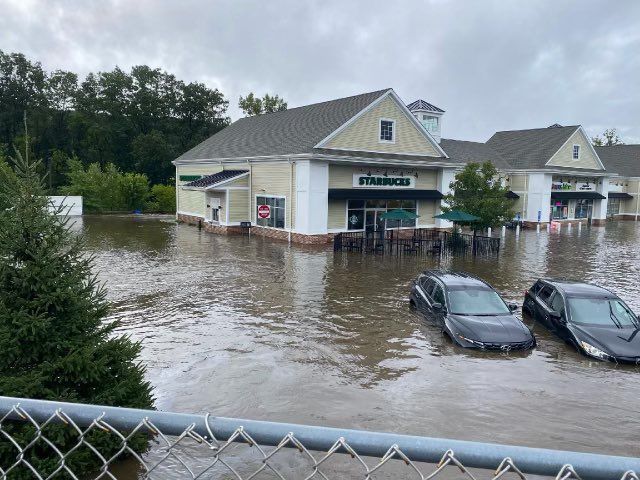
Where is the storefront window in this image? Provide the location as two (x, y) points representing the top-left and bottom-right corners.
(607, 198), (620, 217)
(347, 200), (365, 230)
(550, 200), (568, 220)
(575, 199), (593, 219)
(347, 199), (417, 230)
(256, 196), (285, 228)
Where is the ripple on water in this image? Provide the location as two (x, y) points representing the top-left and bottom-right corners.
(82, 216), (640, 459)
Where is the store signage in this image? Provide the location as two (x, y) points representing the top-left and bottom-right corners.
(179, 175), (202, 182)
(352, 174), (415, 188)
(551, 181), (572, 191)
(551, 180), (595, 191)
(257, 205), (271, 219)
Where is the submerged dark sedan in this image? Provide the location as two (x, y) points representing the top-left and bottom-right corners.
(523, 279), (640, 363)
(410, 270), (535, 350)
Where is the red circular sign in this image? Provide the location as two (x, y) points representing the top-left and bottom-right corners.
(257, 204), (271, 219)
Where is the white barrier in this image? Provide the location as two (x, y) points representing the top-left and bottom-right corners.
(48, 196), (83, 216)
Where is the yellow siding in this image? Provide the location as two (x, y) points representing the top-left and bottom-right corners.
(327, 200), (346, 230)
(250, 162), (296, 228)
(224, 175), (249, 187)
(178, 189), (205, 216)
(547, 130), (602, 169)
(228, 189), (250, 222)
(417, 201), (437, 226)
(328, 165), (437, 189)
(323, 95), (440, 156)
(508, 174), (527, 191)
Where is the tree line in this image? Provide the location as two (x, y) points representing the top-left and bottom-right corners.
(0, 50), (230, 191)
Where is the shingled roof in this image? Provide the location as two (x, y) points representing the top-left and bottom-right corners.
(440, 139), (512, 170)
(176, 89), (391, 161)
(486, 126), (580, 169)
(185, 170), (248, 188)
(406, 99), (445, 113)
(595, 145), (640, 177)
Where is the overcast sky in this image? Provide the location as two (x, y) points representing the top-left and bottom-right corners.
(2, 0), (639, 143)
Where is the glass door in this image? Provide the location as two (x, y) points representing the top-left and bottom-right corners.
(365, 209), (387, 232)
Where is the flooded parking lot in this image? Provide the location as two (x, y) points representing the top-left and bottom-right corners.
(81, 216), (640, 463)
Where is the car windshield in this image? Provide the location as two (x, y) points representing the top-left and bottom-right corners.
(568, 297), (639, 327)
(448, 288), (510, 315)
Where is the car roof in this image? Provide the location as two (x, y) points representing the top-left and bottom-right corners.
(541, 278), (615, 297)
(423, 270), (491, 289)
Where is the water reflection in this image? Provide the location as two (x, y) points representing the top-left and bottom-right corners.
(81, 216), (640, 462)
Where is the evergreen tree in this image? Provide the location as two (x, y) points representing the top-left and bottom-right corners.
(0, 151), (154, 477)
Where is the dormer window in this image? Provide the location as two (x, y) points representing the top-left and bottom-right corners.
(379, 119), (395, 143)
(573, 145), (580, 160)
(421, 115), (438, 132)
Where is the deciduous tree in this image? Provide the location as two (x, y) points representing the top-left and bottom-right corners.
(443, 162), (515, 230)
(592, 128), (624, 146)
(238, 92), (287, 116)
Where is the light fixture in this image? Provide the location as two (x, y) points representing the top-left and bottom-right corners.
(367, 170), (371, 176)
(383, 169), (388, 177)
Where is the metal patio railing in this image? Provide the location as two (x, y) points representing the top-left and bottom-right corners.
(1, 396), (639, 479)
(333, 228), (500, 256)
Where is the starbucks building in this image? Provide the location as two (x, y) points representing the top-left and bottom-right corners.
(174, 89), (464, 243)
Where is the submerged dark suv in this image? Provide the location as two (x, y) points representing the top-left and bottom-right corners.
(524, 279), (640, 363)
(410, 270), (535, 350)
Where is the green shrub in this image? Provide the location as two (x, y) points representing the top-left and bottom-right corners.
(149, 184), (176, 213)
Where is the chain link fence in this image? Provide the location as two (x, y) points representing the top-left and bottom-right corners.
(1, 396), (638, 480)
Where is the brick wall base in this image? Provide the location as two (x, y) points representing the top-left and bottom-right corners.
(177, 213), (334, 244)
(616, 214), (640, 221)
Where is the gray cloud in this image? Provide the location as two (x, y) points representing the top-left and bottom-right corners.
(2, 0), (639, 142)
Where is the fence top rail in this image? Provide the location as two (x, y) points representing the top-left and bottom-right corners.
(0, 396), (637, 480)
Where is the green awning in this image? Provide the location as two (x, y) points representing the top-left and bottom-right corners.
(433, 210), (480, 222)
(379, 209), (420, 220)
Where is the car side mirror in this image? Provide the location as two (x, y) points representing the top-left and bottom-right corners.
(550, 311), (566, 324)
(432, 302), (444, 312)
(508, 303), (519, 312)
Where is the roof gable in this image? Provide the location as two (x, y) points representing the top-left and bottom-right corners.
(546, 127), (604, 170)
(175, 89), (390, 161)
(317, 91), (445, 157)
(486, 125), (581, 170)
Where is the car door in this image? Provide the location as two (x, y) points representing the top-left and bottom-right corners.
(414, 277), (435, 313)
(548, 291), (570, 340)
(430, 283), (447, 327)
(534, 284), (555, 327)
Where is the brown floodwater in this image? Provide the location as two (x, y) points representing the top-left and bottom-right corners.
(78, 216), (640, 477)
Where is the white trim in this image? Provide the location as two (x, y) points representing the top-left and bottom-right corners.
(314, 153), (461, 168)
(177, 210), (205, 218)
(173, 153), (312, 165)
(579, 126), (607, 170)
(378, 118), (396, 144)
(572, 144), (581, 161)
(254, 193), (288, 229)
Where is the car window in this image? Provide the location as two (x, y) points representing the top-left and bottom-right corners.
(421, 278), (435, 295)
(432, 285), (446, 306)
(531, 281), (544, 294)
(550, 292), (565, 314)
(568, 298), (638, 327)
(538, 286), (554, 304)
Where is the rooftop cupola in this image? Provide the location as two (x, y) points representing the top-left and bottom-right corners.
(407, 99), (445, 143)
